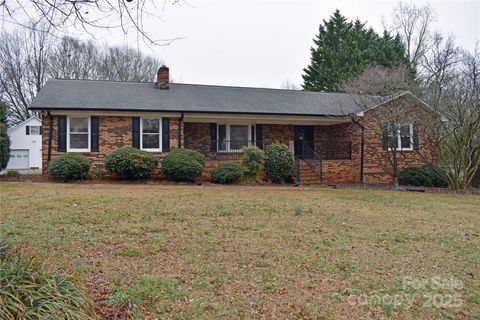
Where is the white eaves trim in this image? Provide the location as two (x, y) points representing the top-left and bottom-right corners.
(356, 91), (434, 117)
(7, 116), (42, 134)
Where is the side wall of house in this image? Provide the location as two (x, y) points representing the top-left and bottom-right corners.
(361, 98), (436, 184)
(41, 115), (180, 174)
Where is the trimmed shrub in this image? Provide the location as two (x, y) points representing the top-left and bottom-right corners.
(264, 143), (294, 183)
(105, 147), (158, 180)
(6, 170), (20, 178)
(240, 146), (264, 179)
(162, 148), (205, 182)
(0, 239), (97, 320)
(399, 167), (447, 187)
(210, 163), (243, 184)
(47, 153), (92, 181)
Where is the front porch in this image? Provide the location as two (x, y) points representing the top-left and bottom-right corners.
(182, 120), (361, 184)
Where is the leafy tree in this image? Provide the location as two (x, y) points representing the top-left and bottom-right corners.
(302, 10), (411, 92)
(0, 101), (10, 171)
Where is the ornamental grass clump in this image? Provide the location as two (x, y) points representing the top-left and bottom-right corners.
(0, 239), (97, 320)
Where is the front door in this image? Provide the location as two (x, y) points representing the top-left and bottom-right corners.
(294, 126), (314, 159)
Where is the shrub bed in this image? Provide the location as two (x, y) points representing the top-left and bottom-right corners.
(399, 167), (447, 187)
(162, 148), (205, 182)
(105, 147), (158, 180)
(210, 163), (243, 184)
(47, 153), (92, 181)
(264, 143), (294, 183)
(0, 239), (97, 320)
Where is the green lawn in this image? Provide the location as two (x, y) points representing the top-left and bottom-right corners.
(1, 182), (479, 319)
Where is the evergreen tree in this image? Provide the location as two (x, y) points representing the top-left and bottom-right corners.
(0, 101), (10, 171)
(302, 10), (411, 92)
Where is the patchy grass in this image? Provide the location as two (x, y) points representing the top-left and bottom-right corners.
(1, 182), (479, 319)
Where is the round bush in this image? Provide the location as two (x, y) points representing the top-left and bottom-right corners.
(399, 167), (446, 187)
(264, 143), (294, 183)
(162, 148), (205, 182)
(47, 153), (92, 181)
(210, 163), (243, 184)
(6, 170), (21, 178)
(104, 147), (158, 180)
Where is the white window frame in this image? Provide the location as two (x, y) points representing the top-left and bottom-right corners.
(217, 122), (254, 152)
(388, 123), (414, 151)
(67, 116), (90, 152)
(140, 117), (162, 152)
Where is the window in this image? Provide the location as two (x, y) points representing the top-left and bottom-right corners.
(141, 118), (162, 151)
(30, 126), (41, 135)
(67, 117), (90, 151)
(26, 125), (41, 135)
(387, 123), (413, 150)
(217, 123), (253, 151)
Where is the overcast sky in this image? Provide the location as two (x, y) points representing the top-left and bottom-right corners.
(13, 0), (480, 88)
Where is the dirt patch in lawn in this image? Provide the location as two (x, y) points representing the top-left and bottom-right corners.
(1, 183), (479, 319)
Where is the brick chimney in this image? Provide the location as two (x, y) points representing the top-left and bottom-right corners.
(157, 65), (169, 90)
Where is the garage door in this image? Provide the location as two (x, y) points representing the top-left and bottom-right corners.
(7, 149), (29, 169)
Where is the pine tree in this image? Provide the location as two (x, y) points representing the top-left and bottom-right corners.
(302, 10), (411, 92)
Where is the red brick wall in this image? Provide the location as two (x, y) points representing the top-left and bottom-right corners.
(42, 115), (180, 174)
(361, 98), (436, 184)
(41, 106), (434, 185)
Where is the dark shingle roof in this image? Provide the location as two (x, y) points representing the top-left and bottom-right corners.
(30, 79), (365, 116)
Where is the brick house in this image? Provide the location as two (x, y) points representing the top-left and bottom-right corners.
(30, 66), (435, 184)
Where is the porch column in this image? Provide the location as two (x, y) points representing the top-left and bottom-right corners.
(178, 113), (185, 148)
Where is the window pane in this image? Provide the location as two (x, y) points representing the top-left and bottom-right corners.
(30, 126), (40, 135)
(218, 125), (227, 151)
(70, 117), (89, 133)
(142, 134), (159, 149)
(70, 134), (88, 149)
(388, 135), (398, 149)
(401, 136), (411, 149)
(230, 125), (249, 150)
(400, 125), (411, 136)
(142, 119), (159, 133)
(230, 125), (248, 141)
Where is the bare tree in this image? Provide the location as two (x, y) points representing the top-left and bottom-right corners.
(421, 34), (461, 107)
(421, 46), (480, 191)
(0, 26), (52, 124)
(0, 27), (163, 125)
(386, 1), (436, 68)
(281, 80), (300, 90)
(342, 65), (431, 186)
(1, 0), (183, 45)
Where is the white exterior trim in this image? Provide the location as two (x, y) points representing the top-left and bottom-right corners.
(67, 116), (91, 152)
(140, 117), (163, 152)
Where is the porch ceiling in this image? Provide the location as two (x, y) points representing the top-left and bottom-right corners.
(183, 113), (351, 125)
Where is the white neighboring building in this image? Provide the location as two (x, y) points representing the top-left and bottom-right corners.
(4, 116), (42, 174)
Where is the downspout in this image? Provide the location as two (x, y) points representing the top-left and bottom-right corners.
(178, 112), (184, 148)
(47, 112), (53, 163)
